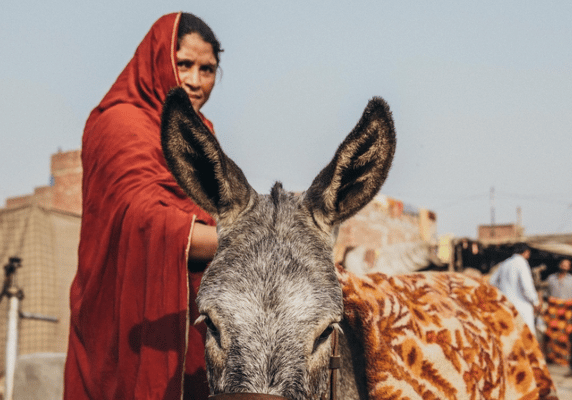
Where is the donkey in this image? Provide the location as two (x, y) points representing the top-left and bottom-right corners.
(161, 88), (556, 400)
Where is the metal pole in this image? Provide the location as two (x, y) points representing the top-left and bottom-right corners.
(2, 257), (23, 400)
(5, 291), (20, 400)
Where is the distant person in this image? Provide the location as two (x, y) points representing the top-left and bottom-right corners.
(64, 12), (222, 400)
(544, 259), (572, 369)
(547, 259), (572, 300)
(489, 243), (540, 332)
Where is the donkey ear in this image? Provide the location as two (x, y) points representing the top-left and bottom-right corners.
(161, 87), (255, 224)
(304, 97), (396, 231)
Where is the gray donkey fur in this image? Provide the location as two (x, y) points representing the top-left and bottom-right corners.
(161, 87), (396, 400)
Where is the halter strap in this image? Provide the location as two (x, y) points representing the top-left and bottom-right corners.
(323, 328), (340, 400)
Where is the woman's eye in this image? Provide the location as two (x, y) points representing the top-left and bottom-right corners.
(177, 61), (191, 70)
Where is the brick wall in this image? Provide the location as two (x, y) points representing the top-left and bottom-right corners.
(334, 195), (436, 265)
(478, 224), (524, 242)
(51, 150), (82, 215)
(4, 150), (82, 215)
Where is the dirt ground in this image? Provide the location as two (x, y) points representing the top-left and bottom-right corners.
(548, 363), (572, 399)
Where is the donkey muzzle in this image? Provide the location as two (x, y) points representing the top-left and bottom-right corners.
(208, 394), (290, 400)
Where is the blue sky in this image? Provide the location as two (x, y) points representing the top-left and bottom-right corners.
(1, 1), (571, 238)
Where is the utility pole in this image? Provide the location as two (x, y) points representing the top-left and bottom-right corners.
(516, 206), (523, 239)
(490, 187), (495, 238)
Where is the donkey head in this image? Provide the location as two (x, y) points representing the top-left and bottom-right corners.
(161, 88), (395, 400)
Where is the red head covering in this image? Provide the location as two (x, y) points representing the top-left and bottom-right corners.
(65, 12), (214, 400)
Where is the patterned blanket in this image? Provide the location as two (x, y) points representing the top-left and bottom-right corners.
(544, 296), (572, 367)
(337, 267), (558, 400)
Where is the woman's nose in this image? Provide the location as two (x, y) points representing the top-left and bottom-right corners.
(184, 68), (200, 88)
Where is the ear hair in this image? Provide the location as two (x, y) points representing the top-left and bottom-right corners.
(304, 97), (396, 231)
(161, 87), (255, 224)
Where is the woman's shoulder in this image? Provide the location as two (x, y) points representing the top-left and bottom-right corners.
(83, 103), (162, 156)
(102, 103), (158, 126)
(86, 104), (159, 137)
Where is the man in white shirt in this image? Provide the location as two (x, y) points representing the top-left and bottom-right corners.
(489, 243), (540, 332)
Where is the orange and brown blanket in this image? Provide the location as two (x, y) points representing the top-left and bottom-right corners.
(337, 267), (558, 400)
(544, 296), (572, 367)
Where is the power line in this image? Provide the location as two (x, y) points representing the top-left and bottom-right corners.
(438, 193), (489, 209)
(495, 191), (571, 206)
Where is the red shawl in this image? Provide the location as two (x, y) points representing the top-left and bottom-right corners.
(64, 12), (215, 400)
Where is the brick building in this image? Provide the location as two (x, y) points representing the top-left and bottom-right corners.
(334, 195), (440, 276)
(5, 150), (82, 215)
(478, 223), (524, 243)
(0, 149), (82, 378)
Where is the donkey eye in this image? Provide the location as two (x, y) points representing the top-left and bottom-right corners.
(313, 325), (334, 352)
(199, 315), (223, 348)
(319, 326), (334, 341)
(204, 316), (219, 335)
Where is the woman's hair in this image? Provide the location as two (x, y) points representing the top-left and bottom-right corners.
(178, 13), (223, 65)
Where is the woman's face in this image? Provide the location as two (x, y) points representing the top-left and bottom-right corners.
(176, 32), (217, 112)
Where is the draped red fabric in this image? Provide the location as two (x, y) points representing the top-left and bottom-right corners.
(64, 12), (215, 400)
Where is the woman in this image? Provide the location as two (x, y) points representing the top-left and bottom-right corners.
(64, 12), (221, 400)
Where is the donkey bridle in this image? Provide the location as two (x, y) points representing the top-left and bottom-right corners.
(207, 329), (341, 400)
